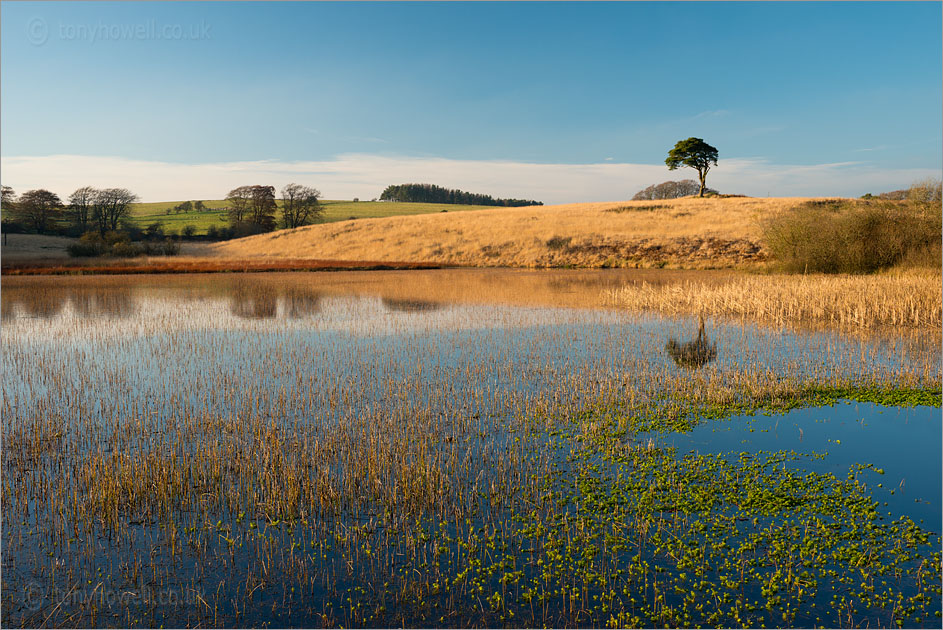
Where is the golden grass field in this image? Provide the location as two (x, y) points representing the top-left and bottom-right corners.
(208, 197), (830, 269)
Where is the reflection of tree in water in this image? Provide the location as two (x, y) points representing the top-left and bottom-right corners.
(230, 283), (278, 319)
(2, 285), (136, 320)
(2, 290), (65, 320)
(283, 288), (322, 319)
(229, 283), (322, 319)
(1, 294), (17, 321)
(666, 315), (717, 368)
(68, 286), (135, 318)
(381, 297), (441, 313)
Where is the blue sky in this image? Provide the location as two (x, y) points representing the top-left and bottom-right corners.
(2, 2), (941, 202)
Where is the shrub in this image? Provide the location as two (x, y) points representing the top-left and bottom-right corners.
(67, 229), (180, 258)
(762, 182), (941, 273)
(161, 238), (180, 255)
(67, 241), (103, 257)
(182, 225), (197, 238)
(68, 231), (106, 257)
(546, 236), (572, 251)
(144, 222), (165, 240)
(1, 218), (27, 234)
(605, 205), (660, 213)
(110, 240), (144, 257)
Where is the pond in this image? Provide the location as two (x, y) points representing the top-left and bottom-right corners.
(2, 270), (940, 628)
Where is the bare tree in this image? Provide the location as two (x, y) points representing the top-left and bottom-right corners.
(16, 189), (64, 234)
(92, 188), (139, 234)
(226, 185), (253, 224)
(280, 183), (323, 229)
(226, 185), (277, 233)
(68, 186), (98, 233)
(248, 185), (277, 230)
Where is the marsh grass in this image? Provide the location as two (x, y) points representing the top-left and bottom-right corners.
(608, 271), (942, 330)
(2, 272), (940, 628)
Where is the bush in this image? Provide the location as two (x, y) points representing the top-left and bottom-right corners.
(67, 241), (103, 257)
(144, 222), (165, 240)
(68, 231), (106, 257)
(762, 182), (941, 273)
(67, 229), (181, 258)
(182, 225), (197, 238)
(546, 236), (572, 251)
(110, 240), (144, 257)
(1, 218), (27, 234)
(161, 238), (180, 255)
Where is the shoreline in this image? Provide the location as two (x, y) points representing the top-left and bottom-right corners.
(0, 257), (446, 276)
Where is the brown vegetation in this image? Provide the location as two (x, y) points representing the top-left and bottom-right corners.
(207, 197), (819, 269)
(2, 256), (441, 276)
(762, 190), (941, 273)
(608, 270), (942, 330)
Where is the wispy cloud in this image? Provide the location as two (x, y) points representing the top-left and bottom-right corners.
(1, 153), (937, 203)
(691, 109), (730, 120)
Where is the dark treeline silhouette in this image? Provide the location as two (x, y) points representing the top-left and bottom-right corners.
(379, 183), (542, 207)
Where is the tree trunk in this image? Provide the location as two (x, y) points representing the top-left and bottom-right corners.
(698, 170), (707, 197)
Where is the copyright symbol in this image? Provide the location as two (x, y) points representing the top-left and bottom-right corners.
(27, 17), (48, 46)
(24, 581), (43, 612)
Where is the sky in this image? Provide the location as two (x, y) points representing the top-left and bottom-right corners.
(2, 1), (941, 203)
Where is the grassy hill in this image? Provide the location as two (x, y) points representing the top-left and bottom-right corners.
(205, 197), (825, 269)
(128, 199), (494, 235)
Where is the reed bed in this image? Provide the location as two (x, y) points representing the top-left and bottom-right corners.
(2, 272), (940, 628)
(607, 271), (943, 331)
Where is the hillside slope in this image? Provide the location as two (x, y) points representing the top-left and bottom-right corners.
(208, 197), (829, 269)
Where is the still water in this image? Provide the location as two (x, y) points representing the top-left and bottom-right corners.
(2, 270), (940, 628)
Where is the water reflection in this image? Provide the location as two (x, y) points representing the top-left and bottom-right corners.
(1, 285), (135, 319)
(69, 286), (134, 319)
(382, 297), (441, 312)
(230, 283), (278, 319)
(666, 315), (717, 368)
(229, 282), (322, 319)
(283, 287), (322, 319)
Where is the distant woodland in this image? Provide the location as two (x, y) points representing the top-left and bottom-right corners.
(379, 183), (542, 207)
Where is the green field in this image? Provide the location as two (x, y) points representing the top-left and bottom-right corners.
(129, 199), (494, 235)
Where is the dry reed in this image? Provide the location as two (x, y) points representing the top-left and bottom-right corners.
(607, 271), (942, 330)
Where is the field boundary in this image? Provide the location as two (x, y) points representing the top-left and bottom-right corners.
(1, 258), (445, 276)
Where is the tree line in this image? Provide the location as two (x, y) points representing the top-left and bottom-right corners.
(2, 185), (141, 236)
(379, 183), (542, 207)
(0, 183), (323, 237)
(224, 183), (322, 237)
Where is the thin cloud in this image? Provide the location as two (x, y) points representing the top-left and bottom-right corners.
(0, 153), (937, 203)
